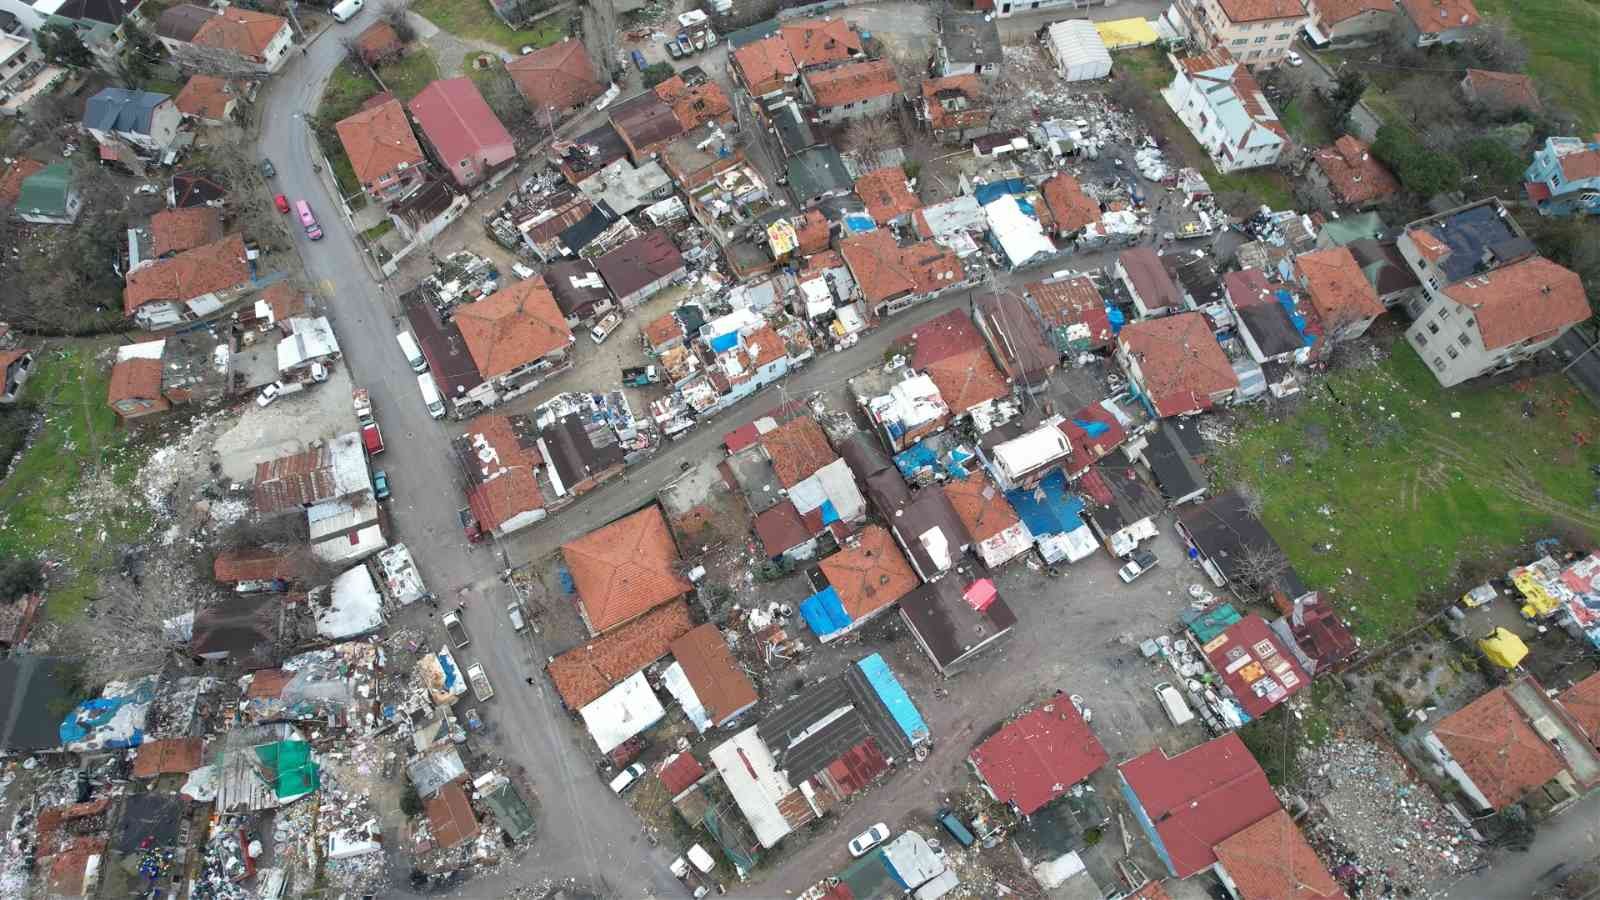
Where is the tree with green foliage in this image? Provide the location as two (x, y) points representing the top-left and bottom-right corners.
(0, 554), (43, 604)
(1457, 136), (1523, 186)
(1372, 125), (1462, 198)
(120, 23), (163, 86)
(641, 62), (675, 89)
(1328, 68), (1368, 124)
(36, 24), (93, 68)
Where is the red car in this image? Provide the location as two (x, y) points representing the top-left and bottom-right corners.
(273, 194), (289, 213)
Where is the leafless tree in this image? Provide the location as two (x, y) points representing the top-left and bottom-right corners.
(206, 143), (293, 250)
(382, 0), (418, 44)
(339, 35), (367, 70)
(169, 43), (262, 79)
(1233, 542), (1291, 602)
(1462, 21), (1528, 73)
(217, 512), (309, 550)
(60, 583), (196, 685)
(479, 67), (542, 145)
(845, 117), (900, 171)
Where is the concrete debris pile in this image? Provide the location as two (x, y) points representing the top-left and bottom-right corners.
(1298, 734), (1483, 899)
(318, 751), (387, 894)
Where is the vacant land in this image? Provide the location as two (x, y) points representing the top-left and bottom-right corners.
(412, 0), (566, 52)
(0, 345), (152, 621)
(1478, 0), (1600, 129)
(1215, 335), (1600, 641)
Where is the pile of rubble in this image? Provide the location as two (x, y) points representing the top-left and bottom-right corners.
(1297, 733), (1482, 899)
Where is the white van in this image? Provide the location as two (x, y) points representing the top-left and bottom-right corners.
(396, 330), (427, 373)
(1153, 682), (1195, 726)
(331, 0), (365, 23)
(417, 373), (446, 419)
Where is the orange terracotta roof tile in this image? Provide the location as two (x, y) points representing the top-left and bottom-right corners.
(124, 233), (249, 315)
(670, 623), (758, 726)
(642, 312), (683, 349)
(760, 416), (837, 488)
(796, 208), (830, 254)
(547, 599), (694, 707)
(1462, 68), (1541, 112)
(1216, 0), (1310, 20)
(1041, 172), (1100, 234)
(132, 737), (204, 778)
(0, 158), (44, 206)
(258, 282), (306, 321)
(150, 206), (223, 257)
(1559, 672), (1600, 751)
(452, 279), (573, 379)
(194, 8), (288, 58)
(1445, 256), (1588, 350)
(1397, 0), (1478, 33)
(213, 548), (297, 582)
(924, 347), (1008, 413)
(425, 781), (479, 849)
(1213, 808), (1344, 900)
(467, 467), (545, 533)
(942, 473), (1020, 544)
(1432, 683), (1568, 810)
(174, 74), (238, 120)
(819, 525), (918, 619)
(245, 668), (293, 699)
(107, 357), (164, 405)
(508, 39), (604, 110)
(921, 75), (991, 132)
(840, 230), (964, 305)
(1295, 247), (1385, 327)
(855, 166), (922, 225)
(334, 96), (424, 187)
(1312, 135), (1400, 205)
(563, 505), (693, 633)
(1118, 312), (1238, 417)
(665, 80), (732, 131)
(354, 21), (403, 60)
(1313, 0), (1394, 25)
(782, 18), (862, 68)
(804, 58), (898, 109)
(733, 36), (797, 90)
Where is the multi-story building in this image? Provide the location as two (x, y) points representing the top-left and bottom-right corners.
(1524, 135), (1600, 218)
(335, 95), (427, 204)
(1164, 0), (1312, 67)
(1163, 49), (1288, 172)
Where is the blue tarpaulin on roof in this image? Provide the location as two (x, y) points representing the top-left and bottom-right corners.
(973, 178), (1029, 206)
(1073, 418), (1109, 437)
(801, 586), (851, 638)
(1276, 290), (1316, 347)
(894, 443), (937, 479)
(857, 653), (930, 745)
(437, 651), (459, 691)
(1106, 304), (1126, 333)
(1006, 470), (1084, 537)
(709, 331), (739, 353)
(844, 214), (877, 234)
(946, 446), (974, 479)
(819, 499), (839, 525)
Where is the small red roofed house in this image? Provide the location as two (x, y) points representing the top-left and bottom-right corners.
(1212, 808), (1345, 900)
(409, 77), (516, 189)
(801, 59), (899, 125)
(335, 95), (426, 203)
(507, 38), (605, 112)
(562, 505), (693, 634)
(968, 693), (1109, 815)
(1117, 312), (1238, 417)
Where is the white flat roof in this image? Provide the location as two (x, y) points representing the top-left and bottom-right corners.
(708, 727), (794, 848)
(579, 670), (665, 754)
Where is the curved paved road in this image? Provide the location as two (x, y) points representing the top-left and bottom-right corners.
(256, 9), (683, 896)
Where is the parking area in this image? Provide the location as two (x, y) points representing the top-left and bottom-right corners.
(212, 361), (359, 482)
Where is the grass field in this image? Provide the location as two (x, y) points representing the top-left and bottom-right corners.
(1477, 0), (1600, 130)
(0, 345), (152, 622)
(1214, 335), (1600, 641)
(412, 0), (567, 53)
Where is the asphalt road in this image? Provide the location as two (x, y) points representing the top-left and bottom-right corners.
(255, 9), (685, 896)
(1432, 790), (1600, 899)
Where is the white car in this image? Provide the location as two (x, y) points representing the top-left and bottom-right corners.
(511, 262), (536, 280)
(1285, 50), (1304, 67)
(1117, 548), (1159, 584)
(608, 762), (646, 795)
(310, 361), (328, 383)
(331, 0), (364, 23)
(848, 823), (891, 857)
(256, 382), (282, 408)
(590, 312), (622, 345)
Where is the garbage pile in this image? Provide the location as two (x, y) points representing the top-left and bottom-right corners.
(1134, 145), (1171, 182)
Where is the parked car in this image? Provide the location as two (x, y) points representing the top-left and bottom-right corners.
(295, 200), (323, 241)
(631, 49), (648, 70)
(1117, 548), (1159, 583)
(255, 382), (281, 407)
(666, 39), (683, 59)
(274, 194), (290, 213)
(260, 158), (275, 178)
(1154, 681), (1195, 726)
(310, 361), (328, 383)
(609, 762), (647, 795)
(1285, 50), (1304, 67)
(331, 0), (364, 23)
(848, 823), (891, 857)
(507, 602), (526, 632)
(373, 469), (390, 501)
(590, 312), (622, 345)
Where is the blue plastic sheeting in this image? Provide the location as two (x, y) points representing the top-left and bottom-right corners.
(844, 214), (877, 233)
(557, 565), (575, 594)
(945, 447), (974, 479)
(801, 586), (851, 637)
(438, 650), (459, 691)
(857, 653), (930, 745)
(819, 499), (839, 525)
(1276, 290), (1316, 347)
(1073, 418), (1109, 437)
(894, 443), (937, 479)
(1006, 470), (1084, 537)
(1016, 197), (1037, 219)
(973, 178), (1030, 206)
(709, 331), (739, 353)
(1106, 304), (1125, 333)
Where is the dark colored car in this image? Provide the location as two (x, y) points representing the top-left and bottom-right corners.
(260, 158), (275, 178)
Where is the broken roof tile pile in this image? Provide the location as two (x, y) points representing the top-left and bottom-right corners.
(921, 75), (991, 132)
(969, 695), (1109, 814)
(562, 505), (693, 633)
(547, 599), (694, 709)
(855, 167), (922, 225)
(1041, 172), (1100, 233)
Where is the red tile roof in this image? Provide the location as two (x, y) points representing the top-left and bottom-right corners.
(467, 468), (545, 534)
(655, 77), (733, 131)
(840, 230), (964, 305)
(796, 209), (831, 254)
(1397, 0), (1479, 33)
(1059, 402), (1127, 475)
(755, 499), (814, 557)
(908, 308), (985, 369)
(1445, 256), (1588, 350)
(213, 548), (297, 583)
(1224, 268), (1276, 308)
(1213, 808), (1344, 900)
(335, 95), (424, 187)
(150, 206), (223, 257)
(1216, 0), (1312, 21)
(258, 282), (306, 321)
(1431, 682), (1570, 810)
(1559, 145), (1600, 181)
(1041, 172), (1100, 234)
(732, 36), (797, 91)
(969, 697), (1109, 814)
(804, 59), (899, 109)
(658, 752), (707, 797)
(132, 737), (204, 778)
(409, 77), (515, 173)
(670, 623), (758, 726)
(1559, 673), (1600, 751)
(123, 233), (249, 315)
(1312, 0), (1394, 25)
(781, 18), (862, 68)
(425, 781), (479, 849)
(1118, 733), (1281, 878)
(642, 312), (683, 349)
(1296, 247), (1385, 328)
(452, 278), (573, 379)
(193, 8), (287, 58)
(925, 347), (1009, 414)
(547, 599), (694, 708)
(1028, 275), (1113, 347)
(921, 75), (991, 133)
(0, 158), (44, 205)
(1312, 135), (1400, 205)
(107, 357), (164, 405)
(1120, 247), (1183, 310)
(1462, 68), (1541, 112)
(760, 415), (838, 488)
(563, 505), (693, 633)
(819, 525), (918, 619)
(174, 74), (237, 120)
(1200, 614), (1308, 719)
(942, 474), (1020, 544)
(855, 166), (922, 225)
(507, 38), (605, 110)
(1118, 312), (1238, 417)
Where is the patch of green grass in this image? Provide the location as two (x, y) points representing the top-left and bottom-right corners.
(1280, 98), (1332, 148)
(1477, 0), (1600, 130)
(361, 219), (394, 241)
(411, 0), (567, 53)
(1215, 336), (1600, 641)
(375, 49), (441, 101)
(1118, 46), (1171, 93)
(0, 346), (152, 623)
(463, 50), (502, 89)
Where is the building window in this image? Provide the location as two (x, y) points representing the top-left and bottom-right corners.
(1433, 357), (1445, 370)
(1446, 346), (1459, 359)
(1437, 306), (1449, 319)
(1254, 36), (1268, 43)
(1458, 333), (1470, 347)
(1232, 38), (1247, 45)
(1276, 32), (1291, 40)
(1428, 322), (1439, 335)
(1415, 332), (1428, 346)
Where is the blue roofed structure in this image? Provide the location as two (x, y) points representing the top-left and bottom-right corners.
(84, 87), (171, 136)
(1006, 470), (1084, 536)
(973, 178), (1030, 206)
(856, 653), (929, 746)
(800, 586), (852, 639)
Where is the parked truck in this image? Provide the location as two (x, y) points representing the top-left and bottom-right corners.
(353, 388), (384, 455)
(443, 611), (470, 648)
(467, 663), (494, 702)
(622, 365), (660, 386)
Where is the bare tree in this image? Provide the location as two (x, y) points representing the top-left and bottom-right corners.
(169, 43), (263, 79)
(479, 68), (542, 145)
(1233, 542), (1291, 602)
(60, 584), (195, 685)
(340, 35), (368, 70)
(206, 143), (293, 251)
(382, 0), (418, 44)
(845, 117), (899, 170)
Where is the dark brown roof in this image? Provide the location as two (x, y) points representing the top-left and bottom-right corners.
(594, 230), (684, 299)
(670, 623), (759, 727)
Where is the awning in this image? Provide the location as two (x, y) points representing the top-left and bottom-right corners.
(1302, 21), (1329, 46)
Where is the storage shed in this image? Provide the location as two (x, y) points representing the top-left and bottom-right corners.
(1045, 20), (1112, 82)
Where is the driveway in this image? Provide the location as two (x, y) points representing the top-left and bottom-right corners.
(255, 6), (685, 895)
